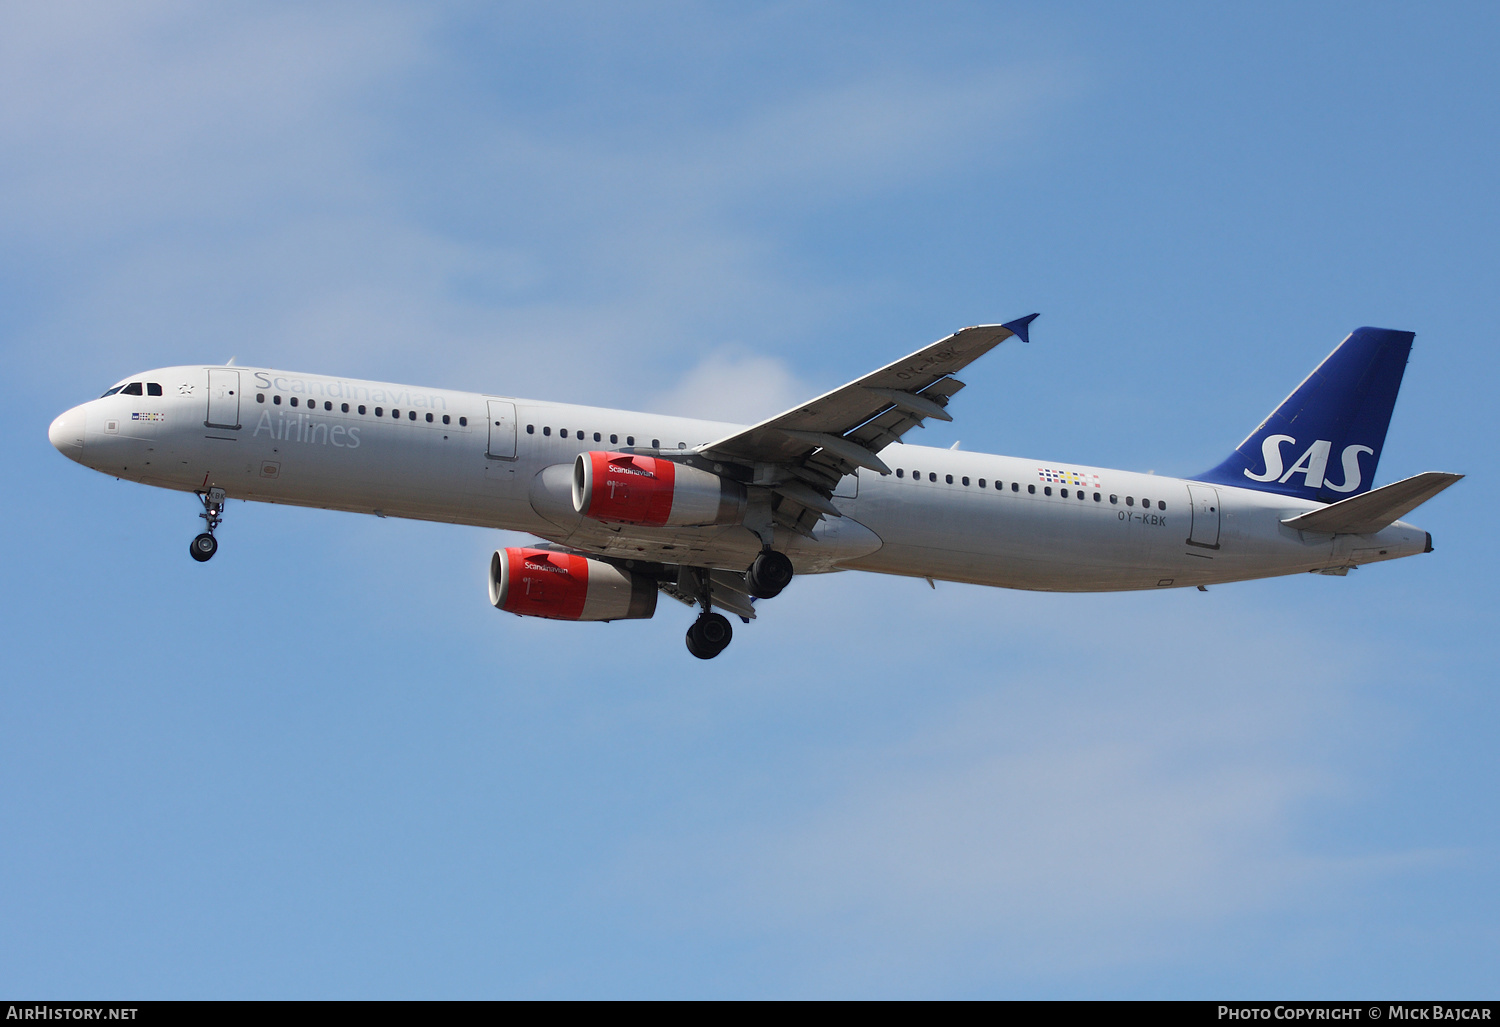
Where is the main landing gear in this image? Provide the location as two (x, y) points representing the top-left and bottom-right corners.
(686, 611), (733, 660)
(746, 549), (793, 599)
(684, 566), (736, 660)
(682, 551), (796, 660)
(190, 488), (226, 563)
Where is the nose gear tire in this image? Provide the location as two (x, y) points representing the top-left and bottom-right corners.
(190, 533), (218, 562)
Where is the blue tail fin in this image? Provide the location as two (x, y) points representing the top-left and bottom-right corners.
(1197, 327), (1414, 501)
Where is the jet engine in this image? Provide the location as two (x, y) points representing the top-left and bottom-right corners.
(572, 452), (746, 527)
(489, 547), (658, 621)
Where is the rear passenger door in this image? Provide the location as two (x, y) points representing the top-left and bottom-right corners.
(1186, 483), (1221, 549)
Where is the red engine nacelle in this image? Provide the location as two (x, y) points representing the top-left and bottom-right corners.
(489, 547), (658, 621)
(572, 451), (746, 527)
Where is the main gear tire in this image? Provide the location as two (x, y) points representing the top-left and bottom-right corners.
(746, 550), (794, 599)
(686, 612), (733, 659)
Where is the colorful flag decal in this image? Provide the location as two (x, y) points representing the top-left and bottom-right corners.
(1037, 467), (1100, 488)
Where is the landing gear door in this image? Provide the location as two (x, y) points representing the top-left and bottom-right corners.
(205, 369), (241, 429)
(1186, 483), (1221, 549)
(487, 400), (517, 460)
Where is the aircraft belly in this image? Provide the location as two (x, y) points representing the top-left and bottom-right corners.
(848, 484), (1183, 590)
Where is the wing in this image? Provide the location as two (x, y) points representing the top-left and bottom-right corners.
(692, 314), (1037, 536)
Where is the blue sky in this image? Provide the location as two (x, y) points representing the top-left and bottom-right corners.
(2, 1), (1496, 998)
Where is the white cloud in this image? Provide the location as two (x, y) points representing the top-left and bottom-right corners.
(2, 4), (1071, 403)
(596, 581), (1442, 991)
(647, 350), (810, 424)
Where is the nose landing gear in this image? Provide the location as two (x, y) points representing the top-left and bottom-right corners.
(190, 488), (226, 563)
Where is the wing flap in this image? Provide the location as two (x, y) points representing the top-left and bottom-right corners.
(1280, 471), (1463, 534)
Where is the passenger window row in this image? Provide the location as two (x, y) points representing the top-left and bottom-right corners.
(525, 426), (688, 451)
(254, 392), (466, 425)
(888, 468), (1166, 511)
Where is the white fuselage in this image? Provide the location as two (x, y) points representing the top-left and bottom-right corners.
(49, 365), (1432, 590)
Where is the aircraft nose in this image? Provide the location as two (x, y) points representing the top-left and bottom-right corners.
(49, 405), (85, 456)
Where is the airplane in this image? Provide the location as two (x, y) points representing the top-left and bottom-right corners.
(47, 315), (1461, 659)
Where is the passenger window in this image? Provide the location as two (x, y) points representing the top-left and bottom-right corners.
(147, 383), (162, 396)
(443, 415), (450, 424)
(928, 473), (937, 482)
(459, 417), (467, 426)
(425, 412), (433, 422)
(896, 469), (904, 478)
(1110, 494), (1117, 504)
(561, 429), (569, 438)
(594, 432), (601, 442)
(1142, 497), (1150, 508)
(256, 393), (265, 403)
(1061, 488), (1068, 498)
(1126, 496), (1134, 506)
(291, 397), (299, 407)
(978, 478), (985, 488)
(342, 403), (350, 413)
(409, 410), (416, 420)
(526, 424), (534, 434)
(1078, 491), (1086, 500)
(610, 434), (618, 444)
(358, 405), (367, 415)
(1045, 487), (1052, 496)
(393, 408), (401, 418)
(1010, 482), (1017, 492)
(946, 474), (954, 484)
(121, 383), (143, 396)
(1028, 484), (1036, 494)
(627, 436), (635, 446)
(274, 395), (282, 405)
(1094, 492), (1101, 502)
(325, 402), (333, 411)
(1158, 501), (1166, 511)
(652, 439), (660, 448)
(543, 427), (551, 436)
(679, 442), (687, 449)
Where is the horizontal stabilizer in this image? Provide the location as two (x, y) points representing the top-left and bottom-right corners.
(1281, 472), (1462, 535)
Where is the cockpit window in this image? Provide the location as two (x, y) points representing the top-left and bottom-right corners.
(120, 383), (143, 396)
(100, 386), (124, 397)
(147, 383), (162, 396)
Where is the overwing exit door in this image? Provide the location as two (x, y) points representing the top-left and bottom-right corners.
(487, 400), (517, 459)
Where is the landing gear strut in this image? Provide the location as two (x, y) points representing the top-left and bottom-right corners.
(190, 488), (225, 563)
(683, 567), (733, 660)
(746, 549), (793, 599)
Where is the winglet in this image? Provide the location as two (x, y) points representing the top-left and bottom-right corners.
(1002, 313), (1039, 344)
